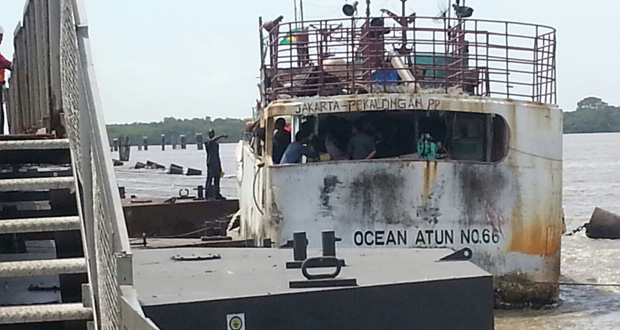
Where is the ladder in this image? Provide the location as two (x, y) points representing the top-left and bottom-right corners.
(0, 137), (93, 329)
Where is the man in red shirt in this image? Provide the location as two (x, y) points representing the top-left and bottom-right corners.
(0, 25), (13, 134)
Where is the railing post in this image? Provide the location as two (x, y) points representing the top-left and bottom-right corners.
(75, 20), (99, 324)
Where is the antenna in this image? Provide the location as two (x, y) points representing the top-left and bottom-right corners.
(300, 0), (305, 28)
(294, 0), (298, 28)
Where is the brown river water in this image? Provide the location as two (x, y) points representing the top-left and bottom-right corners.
(114, 133), (620, 329)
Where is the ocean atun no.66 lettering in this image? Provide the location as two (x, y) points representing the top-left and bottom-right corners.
(353, 228), (501, 247)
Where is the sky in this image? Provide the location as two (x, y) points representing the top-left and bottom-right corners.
(1, 0), (619, 124)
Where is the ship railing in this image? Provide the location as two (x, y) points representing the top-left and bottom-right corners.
(263, 16), (556, 104)
(6, 0), (159, 329)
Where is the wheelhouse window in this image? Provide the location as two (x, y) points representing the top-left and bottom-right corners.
(271, 110), (509, 165)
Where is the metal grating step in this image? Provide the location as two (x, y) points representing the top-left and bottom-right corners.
(0, 138), (70, 151)
(0, 177), (74, 192)
(0, 216), (81, 234)
(0, 303), (92, 324)
(0, 258), (86, 278)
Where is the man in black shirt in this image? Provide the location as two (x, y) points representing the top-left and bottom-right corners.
(272, 118), (290, 164)
(205, 129), (227, 200)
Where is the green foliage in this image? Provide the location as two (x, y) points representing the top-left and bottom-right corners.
(106, 117), (245, 145)
(564, 97), (620, 133)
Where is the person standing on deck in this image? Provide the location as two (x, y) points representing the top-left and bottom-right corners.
(205, 129), (227, 200)
(348, 122), (376, 160)
(0, 26), (13, 135)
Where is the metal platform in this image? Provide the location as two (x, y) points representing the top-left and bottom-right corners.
(122, 198), (238, 238)
(134, 247), (494, 330)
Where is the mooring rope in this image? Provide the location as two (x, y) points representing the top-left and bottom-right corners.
(499, 280), (620, 288)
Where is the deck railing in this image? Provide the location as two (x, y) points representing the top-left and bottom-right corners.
(6, 1), (159, 329)
(263, 16), (556, 104)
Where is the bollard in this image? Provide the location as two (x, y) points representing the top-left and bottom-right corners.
(196, 133), (204, 150)
(196, 185), (205, 199)
(161, 134), (166, 151)
(143, 136), (148, 151)
(180, 135), (187, 149)
(263, 238), (272, 248)
(322, 231), (341, 257)
(112, 138), (119, 151)
(293, 232), (308, 261)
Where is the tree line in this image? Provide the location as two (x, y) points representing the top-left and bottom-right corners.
(106, 117), (245, 145)
(105, 97), (620, 144)
(564, 97), (620, 133)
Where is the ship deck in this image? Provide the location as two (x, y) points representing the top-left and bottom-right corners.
(133, 246), (494, 330)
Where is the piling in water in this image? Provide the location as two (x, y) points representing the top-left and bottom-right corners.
(143, 136), (149, 151)
(180, 135), (187, 149)
(134, 162), (146, 169)
(112, 138), (119, 151)
(146, 161), (166, 170)
(196, 133), (204, 150)
(119, 136), (131, 161)
(161, 134), (166, 151)
(169, 163), (184, 175)
(186, 168), (202, 176)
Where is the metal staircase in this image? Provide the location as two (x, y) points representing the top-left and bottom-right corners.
(0, 0), (160, 329)
(0, 138), (92, 329)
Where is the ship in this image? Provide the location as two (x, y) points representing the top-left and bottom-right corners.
(237, 0), (562, 307)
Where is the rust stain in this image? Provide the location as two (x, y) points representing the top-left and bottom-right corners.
(545, 225), (562, 255)
(422, 161), (438, 202)
(507, 210), (561, 256)
(506, 157), (561, 256)
(422, 162), (430, 201)
(507, 209), (546, 256)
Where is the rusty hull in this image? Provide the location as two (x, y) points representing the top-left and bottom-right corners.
(122, 198), (238, 238)
(239, 94), (563, 306)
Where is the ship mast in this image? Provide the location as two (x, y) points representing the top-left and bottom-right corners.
(293, 0), (298, 29)
(300, 0), (305, 28)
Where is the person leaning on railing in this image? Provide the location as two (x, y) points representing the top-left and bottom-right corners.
(0, 25), (14, 135)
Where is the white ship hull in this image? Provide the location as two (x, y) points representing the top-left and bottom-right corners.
(237, 94), (563, 306)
